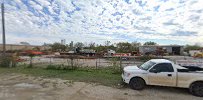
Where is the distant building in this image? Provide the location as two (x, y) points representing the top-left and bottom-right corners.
(61, 39), (66, 45)
(139, 45), (184, 55)
(69, 41), (74, 49)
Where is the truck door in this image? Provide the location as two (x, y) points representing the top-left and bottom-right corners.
(148, 63), (176, 86)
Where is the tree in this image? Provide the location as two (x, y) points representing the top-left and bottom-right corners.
(74, 42), (84, 48)
(104, 41), (111, 46)
(28, 53), (35, 68)
(116, 42), (132, 53)
(88, 42), (96, 49)
(108, 44), (116, 50)
(33, 46), (40, 51)
(184, 44), (202, 52)
(74, 42), (84, 53)
(144, 41), (157, 45)
(131, 41), (141, 51)
(50, 42), (67, 52)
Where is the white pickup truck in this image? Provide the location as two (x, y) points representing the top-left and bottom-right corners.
(122, 59), (203, 97)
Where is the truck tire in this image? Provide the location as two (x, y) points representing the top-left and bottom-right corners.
(129, 78), (145, 90)
(189, 82), (203, 97)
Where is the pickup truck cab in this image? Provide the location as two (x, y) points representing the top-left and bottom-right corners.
(122, 59), (203, 97)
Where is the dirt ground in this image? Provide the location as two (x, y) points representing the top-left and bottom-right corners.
(0, 73), (202, 100)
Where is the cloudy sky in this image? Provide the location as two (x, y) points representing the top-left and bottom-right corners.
(0, 0), (203, 45)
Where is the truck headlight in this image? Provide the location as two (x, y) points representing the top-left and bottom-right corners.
(124, 72), (130, 77)
(127, 73), (130, 77)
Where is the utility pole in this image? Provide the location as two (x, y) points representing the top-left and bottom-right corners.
(1, 2), (6, 56)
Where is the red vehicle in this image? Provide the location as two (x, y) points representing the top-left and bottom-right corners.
(113, 53), (131, 57)
(26, 50), (43, 55)
(20, 50), (43, 56)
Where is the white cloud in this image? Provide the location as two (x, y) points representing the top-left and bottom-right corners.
(0, 0), (202, 45)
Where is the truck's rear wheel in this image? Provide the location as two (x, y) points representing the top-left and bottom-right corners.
(129, 78), (145, 90)
(189, 82), (203, 97)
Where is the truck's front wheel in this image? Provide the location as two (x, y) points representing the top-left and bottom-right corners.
(189, 82), (203, 97)
(129, 78), (145, 90)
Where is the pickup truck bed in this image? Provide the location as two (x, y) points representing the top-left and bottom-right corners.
(177, 72), (203, 88)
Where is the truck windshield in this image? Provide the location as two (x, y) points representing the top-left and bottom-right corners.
(139, 61), (156, 71)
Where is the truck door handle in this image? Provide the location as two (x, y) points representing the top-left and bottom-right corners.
(168, 74), (172, 77)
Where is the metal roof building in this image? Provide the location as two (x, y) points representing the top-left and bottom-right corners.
(139, 45), (184, 55)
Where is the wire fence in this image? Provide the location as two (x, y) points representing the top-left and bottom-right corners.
(18, 56), (144, 69)
(1, 55), (203, 69)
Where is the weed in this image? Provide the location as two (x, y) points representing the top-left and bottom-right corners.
(0, 66), (121, 87)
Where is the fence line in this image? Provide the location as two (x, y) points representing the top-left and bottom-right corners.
(18, 57), (144, 69)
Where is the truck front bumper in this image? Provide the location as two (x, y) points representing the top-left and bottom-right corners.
(122, 74), (130, 84)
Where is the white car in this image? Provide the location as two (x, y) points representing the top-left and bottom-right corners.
(122, 59), (203, 97)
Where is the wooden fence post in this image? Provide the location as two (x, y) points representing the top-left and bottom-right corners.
(96, 59), (98, 69)
(49, 57), (52, 65)
(120, 56), (122, 71)
(71, 58), (73, 69)
(99, 58), (100, 67)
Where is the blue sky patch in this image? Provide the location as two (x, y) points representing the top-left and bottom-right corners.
(135, 0), (147, 7)
(124, 0), (131, 4)
(165, 8), (174, 11)
(112, 12), (123, 16)
(154, 5), (160, 11)
(172, 31), (197, 36)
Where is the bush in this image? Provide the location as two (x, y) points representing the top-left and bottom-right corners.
(46, 64), (74, 70)
(0, 56), (12, 67)
(110, 58), (122, 74)
(137, 56), (165, 62)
